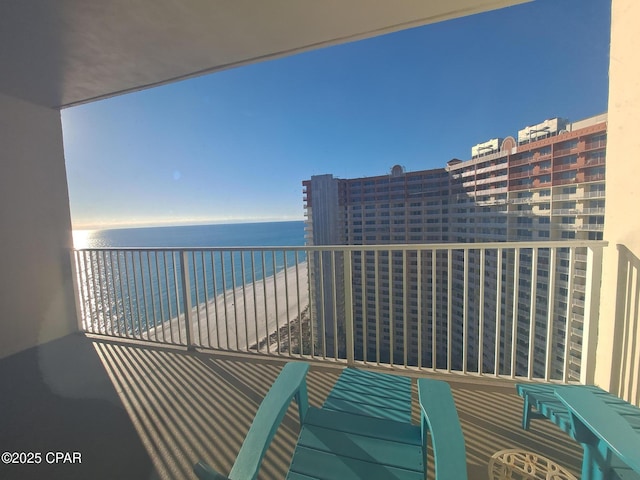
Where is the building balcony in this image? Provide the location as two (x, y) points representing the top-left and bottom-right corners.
(581, 207), (606, 214)
(584, 173), (606, 182)
(584, 139), (607, 150)
(552, 192), (580, 201)
(509, 157), (533, 167)
(509, 170), (533, 180)
(554, 178), (578, 186)
(476, 176), (508, 186)
(509, 196), (534, 204)
(553, 147), (579, 157)
(0, 332), (584, 479)
(553, 163), (579, 173)
(476, 186), (508, 195)
(2, 1), (639, 479)
(510, 183), (534, 191)
(476, 164), (507, 175)
(552, 208), (581, 215)
(577, 223), (605, 231)
(583, 190), (606, 199)
(585, 157), (606, 167)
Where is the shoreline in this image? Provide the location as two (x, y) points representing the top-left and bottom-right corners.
(146, 262), (309, 350)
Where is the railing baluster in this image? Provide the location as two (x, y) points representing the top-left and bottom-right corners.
(388, 250), (393, 367)
(331, 251), (338, 361)
(180, 251), (194, 348)
(241, 251), (249, 352)
(375, 250), (380, 365)
(202, 251), (211, 348)
(192, 251), (201, 346)
(210, 251), (220, 349)
(417, 249), (422, 369)
(403, 249), (408, 368)
(261, 250), (269, 354)
(163, 252), (175, 344)
(447, 249), (452, 373)
(295, 251), (303, 358)
(431, 249), (436, 372)
(89, 251), (100, 333)
(109, 251), (122, 337)
(495, 248), (503, 377)
(95, 251), (108, 335)
(172, 251), (182, 344)
(220, 251), (229, 349)
(284, 250), (291, 357)
(563, 247), (575, 383)
(528, 248), (538, 380)
(344, 249), (354, 366)
(478, 248), (485, 375)
(463, 248), (469, 374)
(124, 251), (136, 338)
(545, 248), (557, 381)
(230, 251), (239, 351)
(115, 251), (128, 337)
(361, 251), (367, 364)
(105, 251), (117, 336)
(147, 251), (160, 342)
(251, 251), (259, 353)
(78, 251), (90, 331)
(511, 248), (520, 379)
(131, 252), (144, 339)
(307, 250), (315, 358)
(138, 251), (150, 340)
(273, 251), (281, 355)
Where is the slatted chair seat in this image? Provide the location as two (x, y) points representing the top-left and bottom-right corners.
(195, 362), (468, 480)
(322, 367), (413, 422)
(288, 407), (424, 480)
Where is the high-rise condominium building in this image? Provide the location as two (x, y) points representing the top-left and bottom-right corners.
(303, 113), (607, 379)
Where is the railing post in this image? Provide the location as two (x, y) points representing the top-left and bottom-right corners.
(69, 250), (85, 332)
(581, 245), (603, 385)
(181, 251), (195, 350)
(343, 250), (355, 366)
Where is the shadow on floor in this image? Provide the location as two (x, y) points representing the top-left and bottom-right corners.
(0, 333), (156, 480)
(0, 333), (582, 479)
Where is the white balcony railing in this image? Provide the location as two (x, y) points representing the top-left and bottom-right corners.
(72, 240), (606, 385)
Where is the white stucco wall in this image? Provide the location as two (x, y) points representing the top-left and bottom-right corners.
(594, 0), (640, 401)
(0, 92), (78, 359)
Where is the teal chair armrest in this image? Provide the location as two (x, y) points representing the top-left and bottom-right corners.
(195, 362), (310, 480)
(418, 378), (468, 480)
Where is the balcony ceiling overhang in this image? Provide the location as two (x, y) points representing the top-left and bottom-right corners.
(0, 0), (527, 109)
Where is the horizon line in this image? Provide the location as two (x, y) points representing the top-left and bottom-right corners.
(73, 217), (305, 231)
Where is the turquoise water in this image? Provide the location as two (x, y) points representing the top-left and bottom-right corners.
(73, 221), (307, 336)
(73, 221), (305, 249)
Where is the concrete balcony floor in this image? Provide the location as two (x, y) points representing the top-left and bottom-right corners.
(0, 334), (582, 480)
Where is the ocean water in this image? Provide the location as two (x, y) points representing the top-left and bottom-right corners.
(73, 221), (305, 249)
(73, 221), (307, 336)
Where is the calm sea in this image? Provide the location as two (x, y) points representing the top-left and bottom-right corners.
(73, 220), (305, 249)
(73, 221), (306, 335)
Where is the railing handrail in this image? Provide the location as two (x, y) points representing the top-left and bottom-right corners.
(73, 239), (608, 253)
(72, 240), (608, 385)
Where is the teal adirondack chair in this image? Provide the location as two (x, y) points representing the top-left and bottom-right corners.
(194, 362), (468, 480)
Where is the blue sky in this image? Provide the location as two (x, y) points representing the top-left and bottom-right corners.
(62, 0), (611, 230)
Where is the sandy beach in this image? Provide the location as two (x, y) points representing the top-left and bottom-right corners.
(146, 262), (309, 351)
